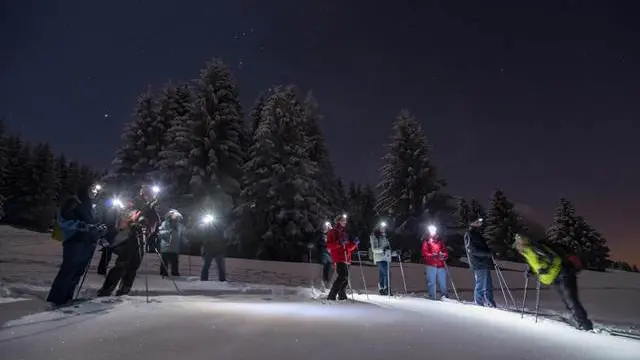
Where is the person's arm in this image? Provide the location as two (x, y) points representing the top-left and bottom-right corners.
(370, 235), (383, 256)
(441, 243), (449, 261)
(421, 240), (431, 260)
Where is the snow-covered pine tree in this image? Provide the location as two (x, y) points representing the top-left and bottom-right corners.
(469, 199), (486, 221)
(483, 190), (521, 260)
(376, 109), (445, 234)
(249, 89), (273, 137)
(54, 154), (68, 201)
(29, 143), (57, 230)
(334, 178), (347, 214)
(187, 58), (247, 210)
(0, 119), (6, 220)
(357, 185), (377, 246)
(453, 198), (472, 232)
(347, 182), (363, 235)
(546, 198), (582, 253)
(302, 91), (335, 221)
(108, 87), (159, 189)
(236, 86), (320, 261)
(579, 221), (610, 271)
(7, 143), (34, 224)
(64, 161), (81, 196)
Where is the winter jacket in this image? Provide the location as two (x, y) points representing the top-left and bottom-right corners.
(201, 226), (226, 256)
(464, 228), (493, 270)
(326, 224), (358, 264)
(158, 220), (186, 254)
(57, 190), (97, 245)
(317, 232), (332, 264)
(518, 241), (563, 285)
(370, 233), (391, 263)
(422, 236), (448, 268)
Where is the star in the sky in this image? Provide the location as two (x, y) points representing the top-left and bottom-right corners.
(104, 113), (110, 118)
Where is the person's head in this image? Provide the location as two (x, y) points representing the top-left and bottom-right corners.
(77, 182), (94, 202)
(513, 234), (530, 252)
(323, 221), (332, 233)
(335, 214), (347, 228)
(469, 218), (483, 229)
(373, 228), (382, 238)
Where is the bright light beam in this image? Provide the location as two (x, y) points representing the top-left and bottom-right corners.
(201, 214), (215, 225)
(428, 225), (437, 236)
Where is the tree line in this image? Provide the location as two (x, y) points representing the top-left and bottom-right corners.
(0, 118), (101, 230)
(1, 56), (635, 272)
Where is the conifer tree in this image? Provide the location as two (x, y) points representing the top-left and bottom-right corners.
(6, 143), (34, 224)
(576, 217), (610, 271)
(109, 88), (159, 188)
(453, 198), (472, 232)
(0, 119), (6, 219)
(249, 89), (273, 136)
(469, 199), (486, 221)
(546, 198), (582, 253)
(376, 109), (445, 232)
(157, 84), (193, 197)
(54, 154), (68, 201)
(29, 143), (57, 229)
(187, 58), (247, 209)
(64, 161), (81, 196)
(302, 91), (335, 221)
(334, 178), (347, 214)
(234, 86), (319, 260)
(483, 190), (521, 260)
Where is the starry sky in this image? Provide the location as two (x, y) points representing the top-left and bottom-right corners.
(2, 1), (639, 264)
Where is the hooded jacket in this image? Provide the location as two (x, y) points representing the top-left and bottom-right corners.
(422, 236), (448, 268)
(158, 218), (186, 253)
(370, 231), (391, 263)
(326, 224), (358, 264)
(464, 227), (493, 270)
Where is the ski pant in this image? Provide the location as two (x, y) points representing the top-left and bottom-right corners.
(97, 247), (113, 275)
(473, 269), (496, 307)
(426, 265), (447, 299)
(201, 252), (226, 281)
(47, 238), (95, 305)
(553, 267), (593, 329)
(377, 261), (390, 291)
(327, 263), (349, 300)
(160, 252), (180, 277)
(322, 261), (333, 285)
(99, 238), (143, 296)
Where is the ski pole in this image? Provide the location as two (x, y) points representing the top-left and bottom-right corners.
(307, 244), (314, 290)
(397, 252), (408, 295)
(444, 262), (460, 301)
(387, 251), (391, 298)
(495, 262), (516, 308)
(521, 274), (529, 319)
(153, 247), (182, 295)
(534, 277), (541, 323)
(356, 250), (369, 300)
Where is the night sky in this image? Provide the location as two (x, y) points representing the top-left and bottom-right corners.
(2, 1), (639, 264)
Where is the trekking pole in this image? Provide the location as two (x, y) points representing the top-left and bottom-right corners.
(307, 244), (314, 290)
(495, 262), (516, 308)
(534, 277), (541, 323)
(356, 250), (369, 300)
(153, 247), (182, 295)
(521, 274), (529, 319)
(396, 252), (408, 295)
(387, 251), (392, 298)
(188, 253), (192, 277)
(142, 230), (149, 303)
(444, 262), (460, 301)
(75, 227), (103, 300)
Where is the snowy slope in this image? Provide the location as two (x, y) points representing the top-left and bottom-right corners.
(1, 225), (640, 359)
(2, 295), (640, 360)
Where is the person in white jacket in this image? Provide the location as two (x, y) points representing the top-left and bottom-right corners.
(370, 223), (392, 295)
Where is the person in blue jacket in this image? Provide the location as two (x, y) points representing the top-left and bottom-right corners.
(464, 218), (496, 307)
(157, 209), (186, 277)
(47, 183), (101, 306)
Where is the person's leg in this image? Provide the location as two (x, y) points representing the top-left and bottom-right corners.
(214, 254), (226, 281)
(381, 261), (389, 293)
(328, 263), (347, 300)
(99, 243), (132, 297)
(426, 266), (437, 299)
(437, 267), (448, 298)
(47, 241), (83, 305)
(473, 270), (484, 306)
(483, 269), (496, 307)
(338, 264), (350, 300)
(116, 242), (144, 296)
(170, 253), (180, 276)
(98, 249), (109, 275)
(554, 269), (593, 330)
(200, 253), (212, 281)
(160, 253), (169, 277)
(322, 261), (331, 286)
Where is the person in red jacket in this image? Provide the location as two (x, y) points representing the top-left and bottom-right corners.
(326, 214), (360, 300)
(421, 225), (449, 300)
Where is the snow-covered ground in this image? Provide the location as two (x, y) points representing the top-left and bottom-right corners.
(1, 225), (640, 359)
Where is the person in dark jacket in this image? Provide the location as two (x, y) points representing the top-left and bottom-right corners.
(96, 195), (122, 275)
(157, 209), (186, 277)
(464, 218), (496, 307)
(199, 214), (226, 282)
(97, 185), (160, 297)
(514, 234), (593, 331)
(47, 183), (100, 306)
(318, 221), (333, 289)
(326, 214), (359, 301)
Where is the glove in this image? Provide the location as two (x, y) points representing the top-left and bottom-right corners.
(352, 237), (360, 246)
(340, 239), (348, 246)
(439, 252), (446, 260)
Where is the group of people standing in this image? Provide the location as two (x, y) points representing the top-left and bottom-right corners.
(47, 183), (227, 307)
(316, 214), (594, 331)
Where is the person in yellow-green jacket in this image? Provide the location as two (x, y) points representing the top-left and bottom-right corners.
(514, 234), (593, 331)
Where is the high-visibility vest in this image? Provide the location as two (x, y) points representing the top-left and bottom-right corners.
(520, 245), (563, 285)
